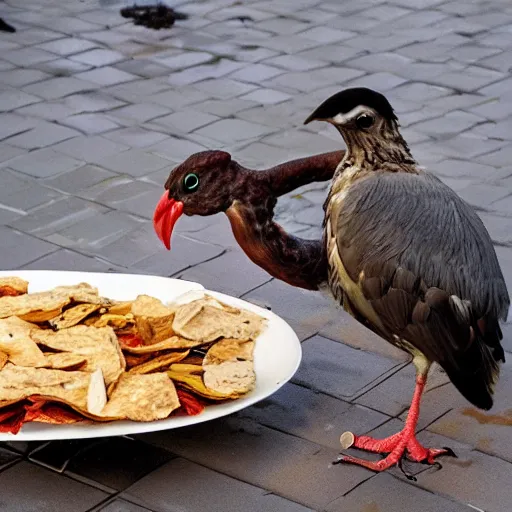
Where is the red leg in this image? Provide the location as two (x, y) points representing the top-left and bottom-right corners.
(335, 373), (455, 474)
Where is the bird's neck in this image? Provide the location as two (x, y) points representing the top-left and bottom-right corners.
(225, 151), (344, 290)
(263, 150), (345, 196)
(226, 203), (327, 290)
(338, 124), (417, 175)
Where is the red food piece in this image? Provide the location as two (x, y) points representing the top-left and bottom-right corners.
(24, 398), (83, 425)
(118, 333), (144, 348)
(0, 286), (23, 297)
(174, 389), (206, 416)
(0, 403), (26, 434)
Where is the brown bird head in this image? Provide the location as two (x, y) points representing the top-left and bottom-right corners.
(153, 150), (240, 250)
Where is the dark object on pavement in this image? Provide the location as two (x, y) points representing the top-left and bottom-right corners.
(120, 3), (188, 30)
(0, 18), (15, 33)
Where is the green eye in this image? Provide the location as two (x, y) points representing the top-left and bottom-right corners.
(183, 173), (199, 193)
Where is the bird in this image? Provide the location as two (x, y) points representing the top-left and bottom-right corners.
(302, 87), (509, 474)
(153, 88), (510, 476)
(153, 149), (343, 291)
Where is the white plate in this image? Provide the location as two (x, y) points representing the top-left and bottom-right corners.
(0, 270), (301, 441)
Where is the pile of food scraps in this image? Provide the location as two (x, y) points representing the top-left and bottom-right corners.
(0, 277), (266, 434)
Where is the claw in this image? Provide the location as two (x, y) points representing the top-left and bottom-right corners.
(442, 447), (457, 458)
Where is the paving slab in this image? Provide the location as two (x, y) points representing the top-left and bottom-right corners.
(139, 417), (372, 509)
(243, 279), (336, 340)
(327, 473), (475, 512)
(124, 458), (314, 512)
(293, 335), (404, 400)
(22, 248), (114, 272)
(179, 245), (271, 297)
(0, 0), (511, 510)
(0, 461), (108, 512)
(426, 361), (512, 463)
(239, 382), (389, 450)
(415, 431), (512, 512)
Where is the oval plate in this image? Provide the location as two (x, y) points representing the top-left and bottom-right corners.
(0, 270), (301, 441)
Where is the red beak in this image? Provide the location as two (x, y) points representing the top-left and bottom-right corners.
(153, 191), (184, 250)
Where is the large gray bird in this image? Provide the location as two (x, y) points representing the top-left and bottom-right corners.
(303, 87), (510, 474)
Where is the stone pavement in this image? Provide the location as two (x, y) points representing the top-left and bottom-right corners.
(0, 0), (511, 510)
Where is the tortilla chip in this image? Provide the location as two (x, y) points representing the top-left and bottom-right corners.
(166, 370), (233, 400)
(169, 363), (203, 375)
(0, 277), (28, 297)
(0, 317), (47, 367)
(131, 295), (175, 344)
(124, 352), (152, 369)
(31, 325), (125, 385)
(173, 299), (264, 343)
(0, 283), (105, 322)
(107, 301), (133, 315)
(49, 303), (101, 330)
(123, 336), (208, 353)
(0, 364), (93, 410)
(132, 295), (174, 317)
(204, 338), (255, 365)
(45, 352), (87, 371)
(101, 373), (180, 421)
(85, 313), (134, 330)
(128, 350), (189, 374)
(202, 339), (255, 397)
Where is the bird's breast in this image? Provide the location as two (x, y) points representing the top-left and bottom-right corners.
(324, 167), (385, 332)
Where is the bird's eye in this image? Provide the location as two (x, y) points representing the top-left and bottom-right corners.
(183, 173), (199, 193)
(356, 114), (374, 129)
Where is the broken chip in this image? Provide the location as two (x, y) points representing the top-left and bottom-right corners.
(202, 339), (256, 397)
(0, 364), (104, 413)
(122, 336), (209, 353)
(31, 325), (125, 385)
(45, 352), (87, 371)
(0, 277), (28, 297)
(0, 317), (47, 368)
(166, 370), (233, 400)
(49, 303), (101, 330)
(128, 350), (189, 374)
(173, 298), (264, 343)
(0, 283), (107, 322)
(131, 295), (175, 344)
(100, 372), (180, 421)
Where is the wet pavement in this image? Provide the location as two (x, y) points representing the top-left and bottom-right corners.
(0, 0), (511, 510)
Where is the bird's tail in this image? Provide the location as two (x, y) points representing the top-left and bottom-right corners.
(444, 313), (503, 411)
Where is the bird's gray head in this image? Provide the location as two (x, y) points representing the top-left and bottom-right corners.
(304, 87), (415, 170)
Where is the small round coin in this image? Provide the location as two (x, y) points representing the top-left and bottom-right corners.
(340, 431), (355, 449)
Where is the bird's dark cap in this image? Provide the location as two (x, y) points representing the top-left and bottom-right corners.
(304, 87), (397, 125)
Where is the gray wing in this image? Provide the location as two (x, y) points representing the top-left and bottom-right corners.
(335, 171), (510, 409)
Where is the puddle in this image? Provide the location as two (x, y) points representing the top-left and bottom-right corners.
(462, 407), (512, 426)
